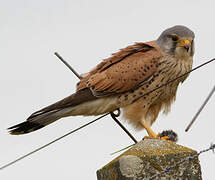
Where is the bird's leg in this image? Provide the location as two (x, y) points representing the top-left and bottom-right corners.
(141, 119), (157, 138)
(140, 119), (169, 141)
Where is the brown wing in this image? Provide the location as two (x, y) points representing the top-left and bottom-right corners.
(77, 41), (163, 96)
(29, 41), (162, 118)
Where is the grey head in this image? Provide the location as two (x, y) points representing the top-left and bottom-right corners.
(156, 25), (195, 58)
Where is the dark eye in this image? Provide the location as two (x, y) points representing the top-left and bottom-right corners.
(171, 35), (179, 42)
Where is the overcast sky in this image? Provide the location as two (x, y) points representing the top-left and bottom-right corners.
(1, 0), (215, 179)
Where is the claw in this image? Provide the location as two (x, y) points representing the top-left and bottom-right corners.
(143, 130), (178, 143)
(160, 136), (169, 141)
(141, 120), (178, 142)
(143, 135), (170, 141)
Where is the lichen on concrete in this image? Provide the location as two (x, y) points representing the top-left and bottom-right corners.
(97, 139), (202, 180)
(119, 155), (143, 178)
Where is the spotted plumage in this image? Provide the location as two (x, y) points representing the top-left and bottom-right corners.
(8, 25), (195, 136)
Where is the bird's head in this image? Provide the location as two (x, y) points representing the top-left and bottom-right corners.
(156, 25), (195, 60)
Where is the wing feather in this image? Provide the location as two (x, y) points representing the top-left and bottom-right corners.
(27, 42), (162, 119)
(77, 41), (162, 96)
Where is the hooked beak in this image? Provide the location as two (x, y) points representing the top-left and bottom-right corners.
(177, 39), (191, 52)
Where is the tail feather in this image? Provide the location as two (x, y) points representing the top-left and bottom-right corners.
(8, 88), (97, 135)
(8, 110), (63, 135)
(8, 122), (45, 135)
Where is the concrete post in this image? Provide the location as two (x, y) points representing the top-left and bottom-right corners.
(97, 139), (202, 180)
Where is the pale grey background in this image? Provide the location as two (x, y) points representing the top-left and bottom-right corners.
(0, 0), (214, 179)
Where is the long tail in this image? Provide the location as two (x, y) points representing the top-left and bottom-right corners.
(8, 89), (97, 135)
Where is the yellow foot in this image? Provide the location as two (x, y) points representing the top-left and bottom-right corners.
(159, 135), (170, 141)
(143, 130), (178, 142)
(143, 135), (170, 141)
(141, 120), (178, 142)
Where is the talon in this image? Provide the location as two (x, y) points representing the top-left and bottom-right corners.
(141, 120), (178, 142)
(143, 134), (175, 142)
(143, 135), (169, 140)
(143, 134), (160, 140)
(143, 135), (152, 140)
(160, 136), (169, 140)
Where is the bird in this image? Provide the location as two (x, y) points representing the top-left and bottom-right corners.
(8, 25), (195, 139)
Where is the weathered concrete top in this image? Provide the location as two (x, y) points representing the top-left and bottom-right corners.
(97, 139), (202, 180)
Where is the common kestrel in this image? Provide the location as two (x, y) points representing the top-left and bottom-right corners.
(8, 25), (195, 139)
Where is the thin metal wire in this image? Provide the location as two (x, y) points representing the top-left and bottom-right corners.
(143, 143), (215, 180)
(185, 85), (215, 132)
(55, 52), (138, 143)
(0, 113), (108, 170)
(54, 52), (82, 80)
(1, 57), (214, 170)
(135, 58), (215, 103)
(111, 109), (138, 143)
